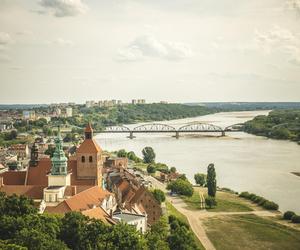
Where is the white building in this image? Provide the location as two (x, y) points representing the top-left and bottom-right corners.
(66, 107), (72, 117)
(113, 212), (147, 233)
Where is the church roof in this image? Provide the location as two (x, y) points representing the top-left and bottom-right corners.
(0, 185), (45, 199)
(26, 158), (51, 186)
(76, 139), (102, 154)
(82, 207), (116, 225)
(47, 186), (111, 213)
(0, 170), (26, 185)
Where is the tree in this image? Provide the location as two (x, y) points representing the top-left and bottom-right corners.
(207, 163), (216, 197)
(166, 179), (193, 197)
(151, 189), (166, 204)
(168, 224), (198, 250)
(283, 211), (296, 220)
(205, 196), (217, 209)
(142, 147), (155, 163)
(117, 149), (127, 158)
(194, 173), (206, 186)
(147, 164), (156, 174)
(146, 217), (170, 250)
(170, 167), (176, 173)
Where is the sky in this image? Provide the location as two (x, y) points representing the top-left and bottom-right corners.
(0, 0), (300, 104)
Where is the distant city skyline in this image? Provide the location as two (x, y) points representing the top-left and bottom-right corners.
(0, 0), (300, 104)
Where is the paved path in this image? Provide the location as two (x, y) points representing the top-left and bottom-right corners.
(146, 176), (279, 250)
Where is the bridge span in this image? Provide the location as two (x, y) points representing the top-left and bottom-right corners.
(96, 122), (245, 139)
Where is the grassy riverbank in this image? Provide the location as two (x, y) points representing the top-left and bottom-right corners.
(182, 187), (254, 212)
(203, 214), (300, 250)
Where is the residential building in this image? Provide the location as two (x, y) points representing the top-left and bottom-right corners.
(113, 212), (147, 233)
(66, 107), (72, 117)
(23, 110), (36, 120)
(7, 144), (29, 160)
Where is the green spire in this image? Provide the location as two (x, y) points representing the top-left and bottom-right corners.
(51, 126), (68, 175)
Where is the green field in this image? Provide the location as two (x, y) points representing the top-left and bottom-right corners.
(183, 187), (253, 212)
(165, 201), (205, 250)
(203, 214), (300, 250)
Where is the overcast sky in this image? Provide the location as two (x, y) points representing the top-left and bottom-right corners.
(0, 0), (300, 104)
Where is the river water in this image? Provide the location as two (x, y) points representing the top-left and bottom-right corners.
(95, 110), (300, 213)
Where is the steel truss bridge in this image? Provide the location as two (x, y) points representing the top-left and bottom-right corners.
(96, 122), (245, 139)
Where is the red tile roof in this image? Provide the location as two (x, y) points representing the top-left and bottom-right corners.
(47, 186), (111, 214)
(76, 139), (102, 154)
(82, 207), (116, 225)
(0, 185), (45, 199)
(0, 171), (26, 185)
(26, 158), (51, 186)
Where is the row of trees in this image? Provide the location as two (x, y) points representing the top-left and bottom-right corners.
(0, 192), (200, 250)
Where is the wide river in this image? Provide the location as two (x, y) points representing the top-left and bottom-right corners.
(95, 110), (300, 213)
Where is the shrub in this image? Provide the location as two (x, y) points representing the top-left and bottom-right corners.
(147, 164), (156, 174)
(205, 196), (217, 209)
(151, 189), (165, 204)
(239, 192), (250, 198)
(263, 201), (279, 210)
(291, 215), (300, 224)
(283, 211), (296, 220)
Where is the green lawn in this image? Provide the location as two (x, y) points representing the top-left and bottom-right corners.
(165, 201), (205, 250)
(203, 214), (300, 250)
(183, 187), (253, 212)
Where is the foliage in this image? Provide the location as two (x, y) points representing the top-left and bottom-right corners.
(147, 164), (156, 174)
(166, 179), (194, 197)
(207, 163), (216, 197)
(146, 217), (169, 250)
(244, 110), (300, 142)
(194, 173), (206, 186)
(116, 149), (142, 163)
(7, 161), (19, 171)
(170, 167), (176, 173)
(205, 196), (217, 209)
(291, 215), (300, 224)
(44, 146), (55, 158)
(239, 191), (279, 210)
(283, 211), (296, 220)
(151, 189), (166, 204)
(142, 147), (156, 164)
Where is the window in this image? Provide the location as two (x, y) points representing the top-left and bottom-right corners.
(89, 156), (93, 162)
(81, 156), (85, 163)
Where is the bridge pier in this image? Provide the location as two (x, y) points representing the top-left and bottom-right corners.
(128, 131), (135, 139)
(221, 131), (225, 137)
(175, 131), (180, 139)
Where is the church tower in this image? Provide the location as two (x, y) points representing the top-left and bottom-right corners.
(29, 142), (39, 167)
(76, 123), (103, 186)
(44, 128), (71, 204)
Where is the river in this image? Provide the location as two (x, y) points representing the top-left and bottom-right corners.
(95, 110), (300, 213)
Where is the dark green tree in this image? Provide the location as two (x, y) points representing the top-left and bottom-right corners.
(170, 167), (176, 173)
(147, 164), (156, 174)
(207, 163), (216, 197)
(142, 147), (156, 163)
(166, 179), (193, 197)
(117, 149), (127, 158)
(151, 189), (166, 204)
(205, 196), (217, 209)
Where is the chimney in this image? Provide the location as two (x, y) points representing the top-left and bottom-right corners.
(72, 186), (77, 196)
(0, 177), (4, 187)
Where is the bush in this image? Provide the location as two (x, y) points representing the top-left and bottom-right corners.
(147, 164), (156, 174)
(239, 192), (250, 198)
(151, 189), (165, 204)
(291, 215), (300, 224)
(262, 201), (279, 210)
(283, 211), (296, 220)
(205, 196), (217, 209)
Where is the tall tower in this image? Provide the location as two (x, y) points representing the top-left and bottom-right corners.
(47, 128), (71, 187)
(29, 142), (39, 167)
(76, 123), (103, 185)
(51, 128), (68, 175)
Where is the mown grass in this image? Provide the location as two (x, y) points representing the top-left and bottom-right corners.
(165, 201), (205, 250)
(203, 214), (300, 250)
(182, 187), (253, 212)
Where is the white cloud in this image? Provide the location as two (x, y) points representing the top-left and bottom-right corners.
(39, 0), (88, 17)
(0, 32), (12, 45)
(254, 26), (300, 67)
(116, 34), (193, 62)
(53, 38), (74, 46)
